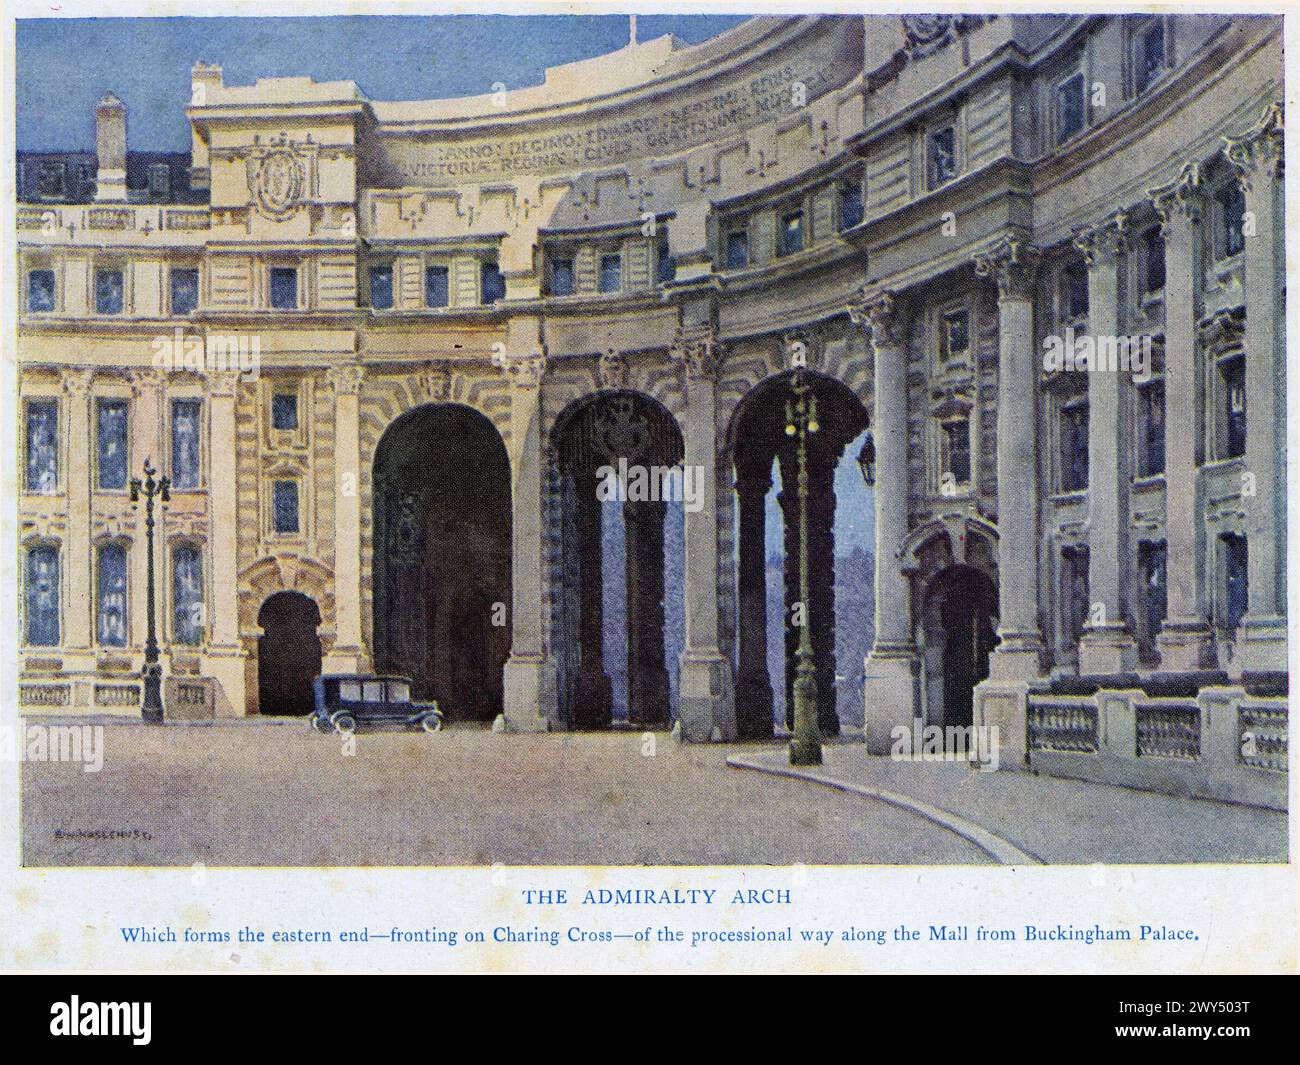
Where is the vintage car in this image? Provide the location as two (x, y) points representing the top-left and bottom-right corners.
(309, 674), (444, 734)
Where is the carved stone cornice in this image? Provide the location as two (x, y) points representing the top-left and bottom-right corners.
(847, 288), (900, 347)
(1223, 101), (1284, 191)
(972, 235), (1040, 299)
(1071, 211), (1131, 267)
(671, 326), (719, 380)
(326, 363), (365, 396)
(1148, 162), (1203, 229)
(500, 353), (547, 390)
(599, 348), (628, 390)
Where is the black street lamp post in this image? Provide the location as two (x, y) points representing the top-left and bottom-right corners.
(130, 459), (169, 723)
(786, 370), (823, 766)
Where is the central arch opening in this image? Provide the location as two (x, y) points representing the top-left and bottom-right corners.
(257, 591), (323, 716)
(372, 403), (512, 722)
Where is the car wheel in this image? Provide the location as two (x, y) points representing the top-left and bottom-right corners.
(421, 714), (443, 734)
(333, 713), (356, 735)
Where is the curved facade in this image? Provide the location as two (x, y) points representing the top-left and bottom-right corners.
(16, 14), (1286, 801)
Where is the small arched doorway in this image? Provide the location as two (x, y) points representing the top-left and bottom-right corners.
(920, 566), (998, 729)
(257, 591), (323, 716)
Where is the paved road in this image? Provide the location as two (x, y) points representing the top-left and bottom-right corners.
(22, 724), (989, 867)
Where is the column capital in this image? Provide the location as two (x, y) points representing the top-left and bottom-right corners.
(847, 288), (900, 347)
(205, 369), (242, 398)
(62, 368), (95, 397)
(326, 363), (365, 396)
(972, 235), (1040, 299)
(1223, 100), (1284, 191)
(500, 353), (547, 390)
(1071, 210), (1131, 267)
(671, 325), (719, 380)
(129, 368), (169, 396)
(1148, 161), (1203, 229)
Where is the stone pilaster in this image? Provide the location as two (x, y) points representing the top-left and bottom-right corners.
(204, 369), (247, 715)
(500, 351), (556, 730)
(974, 238), (1045, 672)
(672, 325), (736, 742)
(1224, 101), (1286, 673)
(63, 370), (94, 654)
(326, 363), (366, 672)
(1073, 213), (1139, 675)
(1149, 163), (1215, 671)
(129, 369), (167, 651)
(851, 291), (919, 753)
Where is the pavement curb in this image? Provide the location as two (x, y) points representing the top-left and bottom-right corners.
(726, 755), (1042, 866)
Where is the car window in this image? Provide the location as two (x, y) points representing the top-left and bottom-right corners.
(363, 681), (385, 703)
(339, 681), (362, 702)
(387, 681), (410, 703)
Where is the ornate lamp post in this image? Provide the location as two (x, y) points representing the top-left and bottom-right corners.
(786, 370), (822, 766)
(130, 459), (169, 723)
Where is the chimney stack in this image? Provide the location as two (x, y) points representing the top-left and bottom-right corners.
(94, 92), (128, 202)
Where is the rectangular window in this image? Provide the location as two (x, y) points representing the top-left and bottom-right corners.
(1222, 533), (1248, 634)
(1138, 381), (1165, 477)
(1061, 400), (1089, 492)
(1061, 545), (1091, 648)
(1222, 356), (1246, 459)
(656, 233), (674, 285)
(1063, 261), (1090, 321)
(96, 398), (129, 490)
(599, 254), (622, 294)
(271, 392), (298, 431)
(28, 269), (55, 313)
(1055, 72), (1086, 145)
(269, 267), (298, 310)
(25, 399), (59, 494)
(339, 680), (362, 702)
(943, 419), (971, 485)
(928, 126), (958, 187)
(387, 680), (411, 704)
(95, 269), (124, 315)
(726, 228), (750, 270)
(363, 680), (385, 703)
(481, 260), (506, 305)
(1138, 541), (1167, 650)
(170, 268), (199, 315)
(25, 545), (61, 647)
(940, 310), (969, 361)
(1216, 183), (1246, 259)
(97, 542), (128, 648)
(369, 265), (393, 310)
(147, 163), (171, 201)
(172, 543), (203, 645)
(273, 480), (300, 535)
(425, 265), (449, 308)
(170, 398), (202, 490)
(778, 211), (805, 256)
(1142, 228), (1165, 294)
(37, 160), (66, 199)
(838, 179), (864, 231)
(548, 257), (575, 297)
(1135, 22), (1165, 95)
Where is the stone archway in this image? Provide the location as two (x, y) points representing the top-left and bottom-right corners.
(920, 566), (998, 729)
(372, 403), (512, 722)
(257, 591), (323, 716)
(550, 390), (685, 730)
(725, 371), (870, 739)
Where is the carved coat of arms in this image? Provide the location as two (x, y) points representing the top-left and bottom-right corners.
(247, 144), (304, 220)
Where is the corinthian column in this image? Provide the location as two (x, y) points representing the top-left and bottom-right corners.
(501, 350), (555, 730)
(851, 291), (918, 753)
(1223, 101), (1286, 674)
(326, 363), (366, 670)
(1149, 163), (1214, 672)
(973, 237), (1045, 677)
(1073, 213), (1139, 676)
(673, 323), (736, 742)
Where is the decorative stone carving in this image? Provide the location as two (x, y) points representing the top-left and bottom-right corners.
(1199, 306), (1246, 356)
(848, 288), (900, 347)
(671, 326), (718, 380)
(1223, 100), (1284, 190)
(206, 369), (241, 398)
(500, 353), (547, 390)
(1148, 161), (1203, 228)
(245, 136), (310, 220)
(326, 363), (365, 395)
(599, 348), (629, 390)
(62, 368), (94, 396)
(972, 235), (1040, 299)
(416, 361), (451, 404)
(1072, 211), (1131, 266)
(900, 15), (989, 59)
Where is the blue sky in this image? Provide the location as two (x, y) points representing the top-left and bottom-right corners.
(16, 14), (749, 150)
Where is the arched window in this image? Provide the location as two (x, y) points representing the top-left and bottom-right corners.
(172, 543), (204, 645)
(97, 541), (129, 647)
(25, 544), (60, 646)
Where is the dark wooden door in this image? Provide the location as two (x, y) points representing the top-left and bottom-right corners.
(258, 592), (322, 716)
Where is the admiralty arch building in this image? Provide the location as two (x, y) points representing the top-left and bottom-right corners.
(15, 14), (1287, 803)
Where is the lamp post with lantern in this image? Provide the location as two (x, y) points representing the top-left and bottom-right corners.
(786, 370), (823, 766)
(130, 459), (169, 723)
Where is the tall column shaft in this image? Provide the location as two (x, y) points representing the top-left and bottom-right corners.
(207, 372), (241, 650)
(328, 364), (365, 664)
(63, 370), (94, 652)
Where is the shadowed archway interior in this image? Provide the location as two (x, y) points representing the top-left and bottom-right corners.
(257, 590), (323, 716)
(372, 403), (512, 721)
